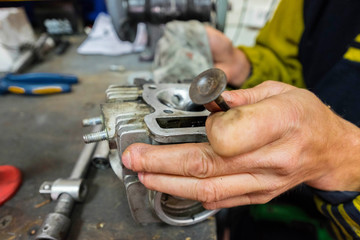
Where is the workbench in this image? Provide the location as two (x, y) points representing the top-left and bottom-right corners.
(0, 36), (217, 240)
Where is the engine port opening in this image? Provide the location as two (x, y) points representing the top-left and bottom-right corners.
(160, 194), (204, 218)
(150, 191), (219, 226)
(157, 89), (205, 112)
(156, 116), (207, 129)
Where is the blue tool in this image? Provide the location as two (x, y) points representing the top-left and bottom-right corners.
(0, 73), (78, 95)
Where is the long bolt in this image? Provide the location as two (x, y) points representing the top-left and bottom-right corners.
(83, 130), (108, 143)
(82, 116), (103, 126)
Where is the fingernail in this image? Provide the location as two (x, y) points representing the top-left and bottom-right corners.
(138, 172), (144, 182)
(222, 91), (231, 103)
(122, 150), (132, 169)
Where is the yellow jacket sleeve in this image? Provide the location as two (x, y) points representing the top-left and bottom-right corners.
(239, 0), (306, 89)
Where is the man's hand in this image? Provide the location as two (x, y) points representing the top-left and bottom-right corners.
(122, 81), (360, 209)
(205, 26), (251, 88)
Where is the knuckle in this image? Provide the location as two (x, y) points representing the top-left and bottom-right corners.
(276, 156), (298, 176)
(262, 181), (283, 197)
(257, 195), (273, 204)
(239, 89), (256, 104)
(261, 80), (278, 88)
(207, 116), (236, 157)
(184, 146), (215, 178)
(248, 193), (273, 205)
(202, 202), (218, 210)
(195, 179), (220, 203)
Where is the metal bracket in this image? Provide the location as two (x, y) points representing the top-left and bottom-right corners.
(39, 178), (86, 202)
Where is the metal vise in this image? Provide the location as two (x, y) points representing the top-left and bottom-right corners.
(82, 81), (218, 226)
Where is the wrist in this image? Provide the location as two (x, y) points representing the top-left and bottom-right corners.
(306, 114), (360, 192)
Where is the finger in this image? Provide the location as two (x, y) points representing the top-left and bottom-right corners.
(123, 136), (296, 178)
(206, 88), (298, 157)
(138, 172), (265, 203)
(202, 192), (273, 210)
(123, 142), (230, 178)
(123, 140), (275, 178)
(222, 81), (295, 107)
(205, 81), (294, 113)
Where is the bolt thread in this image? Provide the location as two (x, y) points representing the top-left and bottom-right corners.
(83, 130), (108, 143)
(82, 116), (103, 126)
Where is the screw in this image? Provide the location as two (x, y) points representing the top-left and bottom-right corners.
(83, 130), (108, 143)
(82, 116), (103, 126)
(189, 68), (230, 111)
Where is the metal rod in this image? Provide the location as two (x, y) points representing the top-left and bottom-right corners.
(70, 125), (101, 179)
(214, 95), (230, 112)
(35, 125), (102, 240)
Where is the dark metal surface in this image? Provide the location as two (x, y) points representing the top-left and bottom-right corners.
(189, 68), (229, 111)
(0, 36), (216, 240)
(107, 0), (213, 42)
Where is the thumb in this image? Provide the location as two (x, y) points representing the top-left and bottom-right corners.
(222, 81), (295, 107)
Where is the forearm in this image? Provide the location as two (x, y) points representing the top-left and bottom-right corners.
(237, 0), (305, 89)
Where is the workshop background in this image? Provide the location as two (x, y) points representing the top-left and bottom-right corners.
(0, 1), (284, 240)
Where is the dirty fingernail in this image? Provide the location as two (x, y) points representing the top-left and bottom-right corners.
(122, 150), (132, 169)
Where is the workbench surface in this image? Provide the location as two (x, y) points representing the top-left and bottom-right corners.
(0, 36), (217, 240)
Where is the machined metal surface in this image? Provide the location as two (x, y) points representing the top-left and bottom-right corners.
(39, 179), (86, 202)
(34, 212), (71, 240)
(190, 68), (230, 111)
(84, 81), (219, 226)
(142, 83), (209, 143)
(150, 191), (218, 226)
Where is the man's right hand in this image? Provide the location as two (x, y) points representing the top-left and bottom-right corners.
(122, 81), (360, 209)
(205, 26), (251, 88)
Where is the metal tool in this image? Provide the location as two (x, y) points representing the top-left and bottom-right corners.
(83, 81), (219, 226)
(189, 68), (230, 111)
(0, 72), (78, 95)
(35, 125), (101, 240)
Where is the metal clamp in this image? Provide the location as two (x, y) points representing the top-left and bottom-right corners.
(39, 178), (86, 202)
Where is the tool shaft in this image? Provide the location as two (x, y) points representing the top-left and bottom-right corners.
(35, 125), (102, 240)
(215, 95), (230, 111)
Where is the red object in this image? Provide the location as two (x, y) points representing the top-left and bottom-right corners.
(0, 165), (21, 206)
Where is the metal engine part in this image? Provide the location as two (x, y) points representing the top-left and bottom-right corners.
(83, 82), (219, 226)
(106, 0), (229, 42)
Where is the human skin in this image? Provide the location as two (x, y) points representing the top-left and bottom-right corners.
(122, 81), (360, 210)
(205, 26), (251, 88)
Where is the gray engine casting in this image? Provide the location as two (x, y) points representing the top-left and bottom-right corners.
(83, 81), (219, 226)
